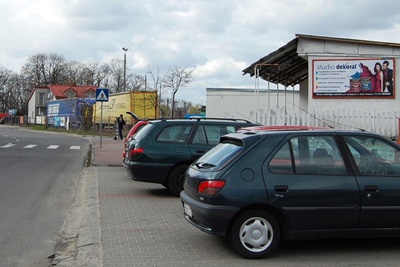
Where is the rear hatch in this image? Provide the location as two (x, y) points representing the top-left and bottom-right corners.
(184, 137), (246, 193)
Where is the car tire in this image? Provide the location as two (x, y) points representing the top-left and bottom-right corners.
(167, 164), (188, 197)
(229, 210), (280, 259)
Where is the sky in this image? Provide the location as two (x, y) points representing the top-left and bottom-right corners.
(1, 0), (400, 105)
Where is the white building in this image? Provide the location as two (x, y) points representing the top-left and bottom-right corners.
(207, 34), (400, 137)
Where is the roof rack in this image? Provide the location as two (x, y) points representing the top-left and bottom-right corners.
(158, 117), (255, 124)
(188, 117), (254, 123)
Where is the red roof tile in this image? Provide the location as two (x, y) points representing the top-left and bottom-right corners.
(48, 84), (97, 99)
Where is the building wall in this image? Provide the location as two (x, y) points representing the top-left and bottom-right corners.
(206, 88), (300, 123)
(27, 88), (49, 124)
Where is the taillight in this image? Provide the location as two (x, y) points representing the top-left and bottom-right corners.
(198, 180), (226, 196)
(129, 147), (144, 159)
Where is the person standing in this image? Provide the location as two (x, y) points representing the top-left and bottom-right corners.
(373, 62), (384, 93)
(382, 60), (394, 94)
(117, 114), (126, 140)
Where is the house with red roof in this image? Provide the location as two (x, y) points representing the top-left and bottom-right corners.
(27, 84), (97, 124)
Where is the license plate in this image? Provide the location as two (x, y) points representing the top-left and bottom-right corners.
(184, 203), (193, 217)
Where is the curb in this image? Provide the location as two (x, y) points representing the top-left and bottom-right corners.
(51, 167), (102, 267)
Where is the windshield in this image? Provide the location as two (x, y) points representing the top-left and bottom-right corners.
(194, 140), (243, 169)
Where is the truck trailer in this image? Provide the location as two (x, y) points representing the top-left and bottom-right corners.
(93, 91), (158, 126)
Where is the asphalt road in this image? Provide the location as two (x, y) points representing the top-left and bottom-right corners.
(0, 126), (90, 267)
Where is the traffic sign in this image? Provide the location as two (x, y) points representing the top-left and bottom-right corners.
(96, 88), (109, 102)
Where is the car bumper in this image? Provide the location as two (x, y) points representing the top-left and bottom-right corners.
(180, 191), (239, 236)
(123, 159), (172, 184)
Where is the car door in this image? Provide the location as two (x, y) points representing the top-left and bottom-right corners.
(341, 134), (400, 228)
(152, 124), (193, 163)
(189, 124), (236, 161)
(264, 133), (360, 230)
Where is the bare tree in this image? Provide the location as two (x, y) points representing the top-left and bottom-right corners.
(163, 66), (195, 118)
(93, 63), (111, 88)
(0, 70), (31, 114)
(64, 60), (83, 85)
(109, 59), (124, 93)
(21, 53), (68, 87)
(126, 73), (143, 91)
(147, 66), (169, 118)
(0, 66), (12, 112)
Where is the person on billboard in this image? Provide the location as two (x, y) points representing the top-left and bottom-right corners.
(373, 62), (384, 93)
(382, 60), (393, 94)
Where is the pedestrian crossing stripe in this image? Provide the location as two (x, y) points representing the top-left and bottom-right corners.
(0, 143), (81, 150)
(0, 143), (15, 148)
(24, 144), (37, 148)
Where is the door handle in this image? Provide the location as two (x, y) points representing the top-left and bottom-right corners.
(365, 185), (379, 192)
(274, 185), (289, 192)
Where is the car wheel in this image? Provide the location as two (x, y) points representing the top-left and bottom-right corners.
(229, 210), (280, 259)
(167, 164), (188, 197)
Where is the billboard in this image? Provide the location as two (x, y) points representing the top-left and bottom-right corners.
(313, 58), (395, 98)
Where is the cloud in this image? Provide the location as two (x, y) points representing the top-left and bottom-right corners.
(1, 0), (400, 104)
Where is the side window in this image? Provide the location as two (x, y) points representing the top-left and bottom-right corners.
(156, 125), (192, 143)
(204, 125), (227, 145)
(344, 135), (400, 175)
(307, 136), (346, 175)
(269, 135), (346, 175)
(269, 142), (294, 174)
(192, 125), (207, 145)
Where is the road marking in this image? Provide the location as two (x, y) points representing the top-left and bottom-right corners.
(1, 143), (15, 148)
(70, 146), (81, 150)
(24, 144), (37, 148)
(47, 145), (59, 149)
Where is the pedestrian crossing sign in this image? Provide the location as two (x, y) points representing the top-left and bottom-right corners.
(96, 88), (109, 102)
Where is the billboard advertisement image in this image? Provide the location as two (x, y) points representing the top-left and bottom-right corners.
(313, 58), (395, 98)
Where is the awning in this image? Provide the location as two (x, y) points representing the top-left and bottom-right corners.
(242, 37), (308, 87)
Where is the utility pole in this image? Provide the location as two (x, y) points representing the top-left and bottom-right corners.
(122, 47), (128, 91)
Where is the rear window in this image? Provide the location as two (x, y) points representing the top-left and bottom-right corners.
(193, 139), (243, 169)
(133, 123), (154, 140)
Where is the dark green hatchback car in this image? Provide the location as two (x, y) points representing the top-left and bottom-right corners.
(181, 127), (400, 259)
(123, 118), (259, 196)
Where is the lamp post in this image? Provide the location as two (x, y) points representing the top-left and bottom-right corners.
(122, 47), (128, 91)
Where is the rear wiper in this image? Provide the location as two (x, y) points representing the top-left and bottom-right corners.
(195, 162), (216, 169)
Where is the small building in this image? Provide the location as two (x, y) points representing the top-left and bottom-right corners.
(27, 84), (97, 124)
(208, 34), (400, 137)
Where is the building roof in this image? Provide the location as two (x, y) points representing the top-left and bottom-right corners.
(27, 84), (97, 103)
(48, 84), (96, 99)
(242, 33), (400, 87)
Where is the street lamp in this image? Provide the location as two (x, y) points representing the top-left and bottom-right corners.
(122, 47), (128, 91)
(143, 71), (152, 118)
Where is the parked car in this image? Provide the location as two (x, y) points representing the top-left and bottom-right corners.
(123, 118), (260, 196)
(122, 120), (148, 158)
(180, 127), (400, 259)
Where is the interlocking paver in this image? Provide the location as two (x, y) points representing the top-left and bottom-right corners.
(87, 135), (400, 267)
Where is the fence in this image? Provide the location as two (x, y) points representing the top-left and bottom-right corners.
(1, 116), (23, 126)
(257, 108), (400, 139)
